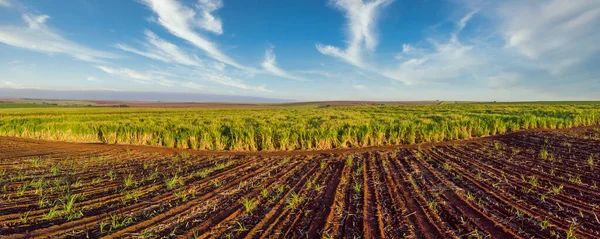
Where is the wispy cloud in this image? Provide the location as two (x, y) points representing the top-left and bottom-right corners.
(140, 0), (249, 70)
(96, 66), (175, 87)
(96, 65), (269, 92)
(0, 0), (10, 7)
(498, 0), (600, 75)
(2, 81), (22, 88)
(316, 0), (392, 68)
(0, 13), (117, 62)
(261, 46), (308, 81)
(191, 68), (270, 92)
(383, 11), (482, 85)
(452, 9), (479, 42)
(487, 72), (520, 89)
(115, 29), (268, 91)
(116, 30), (203, 67)
(196, 0), (224, 35)
(86, 76), (101, 82)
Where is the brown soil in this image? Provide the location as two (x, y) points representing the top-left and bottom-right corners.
(1, 126), (600, 238)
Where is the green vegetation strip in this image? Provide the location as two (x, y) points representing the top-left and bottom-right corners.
(0, 103), (599, 151)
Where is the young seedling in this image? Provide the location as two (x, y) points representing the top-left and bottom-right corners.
(122, 174), (135, 189)
(174, 190), (188, 202)
(539, 218), (549, 230)
(110, 214), (133, 231)
(442, 162), (453, 171)
(71, 179), (82, 188)
(569, 175), (582, 185)
(122, 189), (143, 204)
(346, 156), (353, 168)
(286, 192), (305, 210)
(50, 165), (60, 176)
(19, 211), (30, 224)
(210, 179), (223, 188)
(314, 184), (323, 192)
(528, 176), (539, 188)
(352, 181), (363, 194)
(551, 184), (563, 195)
(43, 206), (60, 220)
(99, 222), (108, 234)
(466, 192), (475, 201)
(30, 158), (41, 167)
(261, 188), (269, 198)
(242, 198), (257, 213)
(92, 177), (103, 185)
(38, 196), (49, 209)
(233, 222), (248, 232)
(197, 169), (210, 179)
(165, 175), (183, 190)
(107, 170), (115, 181)
(428, 200), (438, 213)
(566, 223), (577, 239)
(588, 154), (596, 170)
(179, 152), (191, 159)
(62, 193), (82, 219)
(539, 148), (549, 160)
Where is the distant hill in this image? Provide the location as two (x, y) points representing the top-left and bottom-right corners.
(0, 88), (292, 103)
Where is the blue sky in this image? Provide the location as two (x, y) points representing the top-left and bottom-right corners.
(0, 0), (599, 101)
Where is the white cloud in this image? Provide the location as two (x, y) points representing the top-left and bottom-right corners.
(22, 14), (50, 30)
(296, 70), (342, 79)
(0, 13), (117, 62)
(115, 30), (268, 92)
(181, 81), (204, 89)
(379, 8), (485, 85)
(456, 9), (478, 32)
(498, 0), (600, 75)
(96, 66), (175, 87)
(140, 0), (249, 70)
(384, 38), (481, 85)
(2, 81), (22, 88)
(316, 0), (392, 67)
(261, 46), (308, 81)
(196, 0), (224, 34)
(86, 76), (101, 82)
(190, 68), (271, 92)
(0, 0), (10, 7)
(487, 72), (521, 89)
(116, 30), (202, 67)
(97, 65), (269, 92)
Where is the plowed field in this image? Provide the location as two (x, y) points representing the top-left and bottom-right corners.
(1, 126), (600, 238)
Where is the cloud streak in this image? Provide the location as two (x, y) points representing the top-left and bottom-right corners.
(196, 0), (224, 34)
(0, 0), (10, 7)
(116, 30), (202, 67)
(316, 0), (392, 68)
(261, 46), (308, 81)
(0, 13), (117, 62)
(96, 66), (175, 86)
(140, 0), (249, 70)
(498, 0), (600, 75)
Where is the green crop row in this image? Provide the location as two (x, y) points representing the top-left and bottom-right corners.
(0, 103), (599, 151)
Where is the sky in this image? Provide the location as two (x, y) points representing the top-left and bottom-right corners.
(0, 0), (599, 102)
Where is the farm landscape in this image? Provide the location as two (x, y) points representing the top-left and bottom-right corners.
(1, 102), (600, 238)
(1, 0), (599, 238)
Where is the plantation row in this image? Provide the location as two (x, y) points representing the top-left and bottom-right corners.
(0, 103), (599, 151)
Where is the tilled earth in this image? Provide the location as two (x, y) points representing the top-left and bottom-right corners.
(1, 126), (600, 238)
